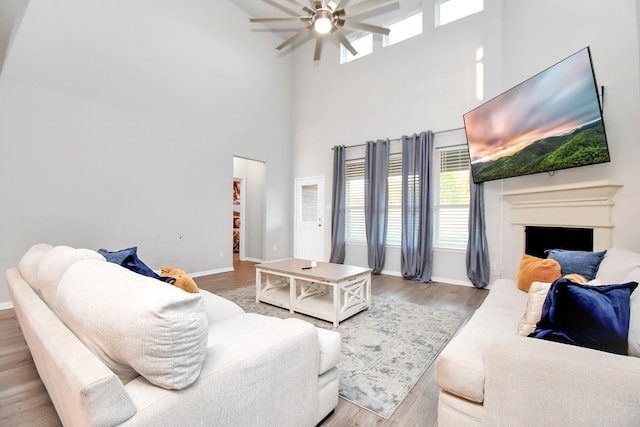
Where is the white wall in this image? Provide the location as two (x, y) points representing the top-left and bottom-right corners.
(0, 0), (293, 303)
(0, 0), (23, 74)
(494, 0), (640, 279)
(290, 0), (502, 282)
(290, 0), (640, 284)
(2, 1), (639, 303)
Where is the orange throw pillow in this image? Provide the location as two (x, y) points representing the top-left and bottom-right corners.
(516, 254), (562, 292)
(160, 267), (199, 293)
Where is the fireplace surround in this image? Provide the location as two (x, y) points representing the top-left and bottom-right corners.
(502, 180), (622, 273)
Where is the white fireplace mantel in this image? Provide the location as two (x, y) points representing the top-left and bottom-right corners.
(502, 180), (623, 256)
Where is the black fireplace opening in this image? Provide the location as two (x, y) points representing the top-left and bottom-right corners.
(525, 226), (594, 258)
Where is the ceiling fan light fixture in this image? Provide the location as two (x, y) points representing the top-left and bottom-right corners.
(314, 11), (333, 34)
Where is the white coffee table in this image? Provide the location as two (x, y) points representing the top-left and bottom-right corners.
(255, 259), (372, 327)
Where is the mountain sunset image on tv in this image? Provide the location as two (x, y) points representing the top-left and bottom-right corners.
(464, 47), (610, 183)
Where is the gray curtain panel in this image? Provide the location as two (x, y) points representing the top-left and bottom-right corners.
(329, 145), (346, 264)
(365, 140), (390, 274)
(401, 131), (433, 282)
(466, 178), (490, 288)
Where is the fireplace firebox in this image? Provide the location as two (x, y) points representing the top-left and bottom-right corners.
(525, 226), (593, 258)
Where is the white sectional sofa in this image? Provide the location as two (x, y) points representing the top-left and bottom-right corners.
(435, 247), (640, 426)
(6, 243), (340, 427)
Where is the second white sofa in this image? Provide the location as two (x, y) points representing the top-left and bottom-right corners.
(435, 247), (640, 426)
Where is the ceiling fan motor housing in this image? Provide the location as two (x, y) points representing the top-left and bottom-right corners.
(313, 9), (336, 34)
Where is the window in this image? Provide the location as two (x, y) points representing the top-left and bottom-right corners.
(436, 0), (483, 27)
(344, 154), (402, 245)
(340, 33), (373, 64)
(385, 11), (423, 47)
(434, 147), (470, 249)
(345, 147), (470, 250)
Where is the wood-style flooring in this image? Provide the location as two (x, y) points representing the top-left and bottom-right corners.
(0, 259), (487, 427)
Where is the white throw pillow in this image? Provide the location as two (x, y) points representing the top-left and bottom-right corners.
(56, 260), (208, 390)
(517, 281), (553, 336)
(18, 243), (53, 294)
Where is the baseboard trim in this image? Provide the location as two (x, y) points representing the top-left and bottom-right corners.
(190, 267), (234, 278)
(377, 270), (474, 288)
(0, 301), (14, 311)
(431, 276), (474, 287)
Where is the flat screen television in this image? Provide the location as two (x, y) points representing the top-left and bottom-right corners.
(463, 47), (610, 184)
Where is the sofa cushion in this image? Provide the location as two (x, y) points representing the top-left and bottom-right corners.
(317, 327), (341, 375)
(477, 278), (528, 311)
(530, 279), (638, 355)
(629, 286), (640, 357)
(37, 246), (106, 311)
(18, 243), (53, 294)
(435, 302), (525, 403)
(596, 247), (640, 284)
(516, 254), (561, 292)
(207, 313), (339, 376)
(546, 249), (606, 281)
(56, 260), (208, 390)
(200, 289), (244, 324)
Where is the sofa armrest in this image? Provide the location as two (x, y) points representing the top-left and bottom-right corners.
(6, 268), (136, 427)
(484, 335), (640, 426)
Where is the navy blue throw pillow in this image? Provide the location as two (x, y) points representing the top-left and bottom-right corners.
(529, 278), (638, 355)
(545, 249), (607, 281)
(98, 247), (174, 283)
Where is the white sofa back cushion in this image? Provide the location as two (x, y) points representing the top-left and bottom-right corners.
(595, 248), (640, 357)
(596, 247), (640, 284)
(56, 260), (208, 390)
(37, 245), (106, 311)
(18, 243), (53, 294)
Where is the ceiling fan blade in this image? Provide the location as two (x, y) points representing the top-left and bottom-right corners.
(276, 25), (312, 50)
(250, 16), (312, 23)
(262, 0), (303, 17)
(332, 29), (357, 56)
(281, 0), (315, 14)
(337, 0), (394, 17)
(313, 1), (322, 9)
(314, 37), (324, 61)
(326, 0), (343, 12)
(340, 20), (390, 35)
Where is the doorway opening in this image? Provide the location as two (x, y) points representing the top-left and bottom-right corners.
(233, 156), (266, 262)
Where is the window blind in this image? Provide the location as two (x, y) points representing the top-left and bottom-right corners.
(435, 148), (470, 249)
(345, 154), (402, 245)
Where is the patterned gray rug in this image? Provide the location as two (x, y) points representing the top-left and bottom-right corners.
(216, 285), (469, 419)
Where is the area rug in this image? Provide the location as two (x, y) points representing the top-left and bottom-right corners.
(216, 286), (469, 419)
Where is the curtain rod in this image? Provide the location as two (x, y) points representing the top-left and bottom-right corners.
(331, 126), (465, 150)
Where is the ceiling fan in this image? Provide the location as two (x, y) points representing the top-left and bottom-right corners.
(250, 0), (396, 61)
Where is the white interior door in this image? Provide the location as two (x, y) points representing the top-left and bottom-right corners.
(294, 176), (325, 261)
